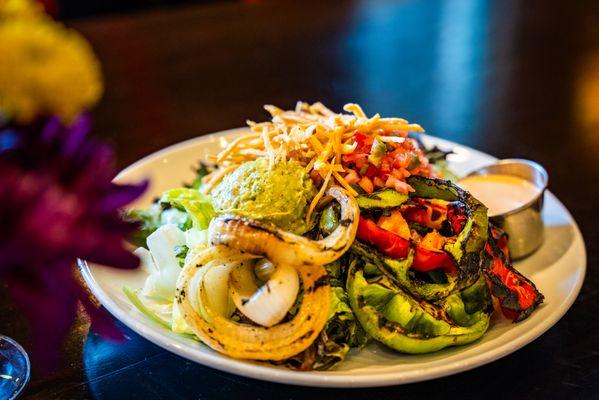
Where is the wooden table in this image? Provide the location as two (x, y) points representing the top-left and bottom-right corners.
(3, 0), (599, 398)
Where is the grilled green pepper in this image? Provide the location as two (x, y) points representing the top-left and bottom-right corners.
(351, 241), (458, 302)
(347, 259), (491, 354)
(356, 188), (409, 210)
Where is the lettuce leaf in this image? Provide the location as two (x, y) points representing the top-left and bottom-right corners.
(287, 261), (368, 370)
(160, 208), (192, 231)
(171, 299), (194, 335)
(124, 286), (198, 339)
(123, 286), (171, 329)
(160, 188), (215, 230)
(314, 285), (369, 369)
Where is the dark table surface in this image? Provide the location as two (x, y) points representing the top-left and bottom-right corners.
(2, 0), (599, 398)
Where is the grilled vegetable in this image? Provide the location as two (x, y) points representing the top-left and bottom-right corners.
(356, 188), (409, 210)
(351, 241), (457, 302)
(356, 216), (410, 260)
(406, 176), (488, 281)
(319, 204), (340, 234)
(176, 246), (330, 361)
(209, 186), (359, 268)
(276, 261), (369, 371)
(483, 226), (544, 322)
(352, 177), (488, 301)
(347, 258), (491, 354)
(229, 260), (300, 327)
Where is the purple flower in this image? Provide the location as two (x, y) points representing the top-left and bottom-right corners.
(0, 115), (147, 371)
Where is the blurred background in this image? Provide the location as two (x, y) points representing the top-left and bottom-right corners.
(39, 0), (215, 19)
(65, 0), (599, 179)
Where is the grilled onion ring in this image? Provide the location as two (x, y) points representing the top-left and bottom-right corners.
(208, 186), (359, 268)
(176, 186), (357, 360)
(176, 247), (329, 360)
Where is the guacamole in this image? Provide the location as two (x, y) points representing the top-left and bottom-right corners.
(211, 158), (317, 234)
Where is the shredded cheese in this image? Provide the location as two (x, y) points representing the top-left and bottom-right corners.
(305, 165), (333, 224)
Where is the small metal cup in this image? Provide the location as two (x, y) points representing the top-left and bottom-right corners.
(466, 159), (548, 259)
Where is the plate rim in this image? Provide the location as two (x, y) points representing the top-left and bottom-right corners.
(80, 129), (587, 388)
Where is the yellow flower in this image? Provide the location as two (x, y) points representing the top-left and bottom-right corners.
(0, 0), (43, 20)
(0, 17), (103, 123)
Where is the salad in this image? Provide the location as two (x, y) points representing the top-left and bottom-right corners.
(124, 102), (543, 370)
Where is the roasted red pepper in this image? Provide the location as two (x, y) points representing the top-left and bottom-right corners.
(401, 202), (435, 227)
(400, 199), (469, 238)
(356, 217), (457, 274)
(446, 201), (469, 235)
(412, 247), (457, 275)
(490, 225), (509, 259)
(356, 217), (410, 259)
(483, 227), (544, 322)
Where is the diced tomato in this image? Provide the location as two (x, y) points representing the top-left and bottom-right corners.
(390, 168), (406, 180)
(364, 165), (379, 178)
(343, 152), (367, 164)
(357, 217), (410, 259)
(385, 175), (414, 194)
(392, 152), (409, 169)
(380, 158), (392, 173)
(344, 169), (360, 184)
(310, 170), (323, 186)
(341, 132), (436, 197)
(353, 132), (371, 149)
(358, 176), (374, 194)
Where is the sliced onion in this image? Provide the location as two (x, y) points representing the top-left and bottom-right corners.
(179, 246), (258, 322)
(229, 261), (299, 327)
(203, 263), (237, 318)
(208, 186), (359, 268)
(176, 250), (330, 360)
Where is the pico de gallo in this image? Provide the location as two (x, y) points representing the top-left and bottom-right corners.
(342, 132), (436, 194)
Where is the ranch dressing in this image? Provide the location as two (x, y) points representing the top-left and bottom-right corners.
(458, 174), (540, 217)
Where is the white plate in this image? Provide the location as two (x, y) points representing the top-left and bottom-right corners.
(80, 128), (586, 388)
